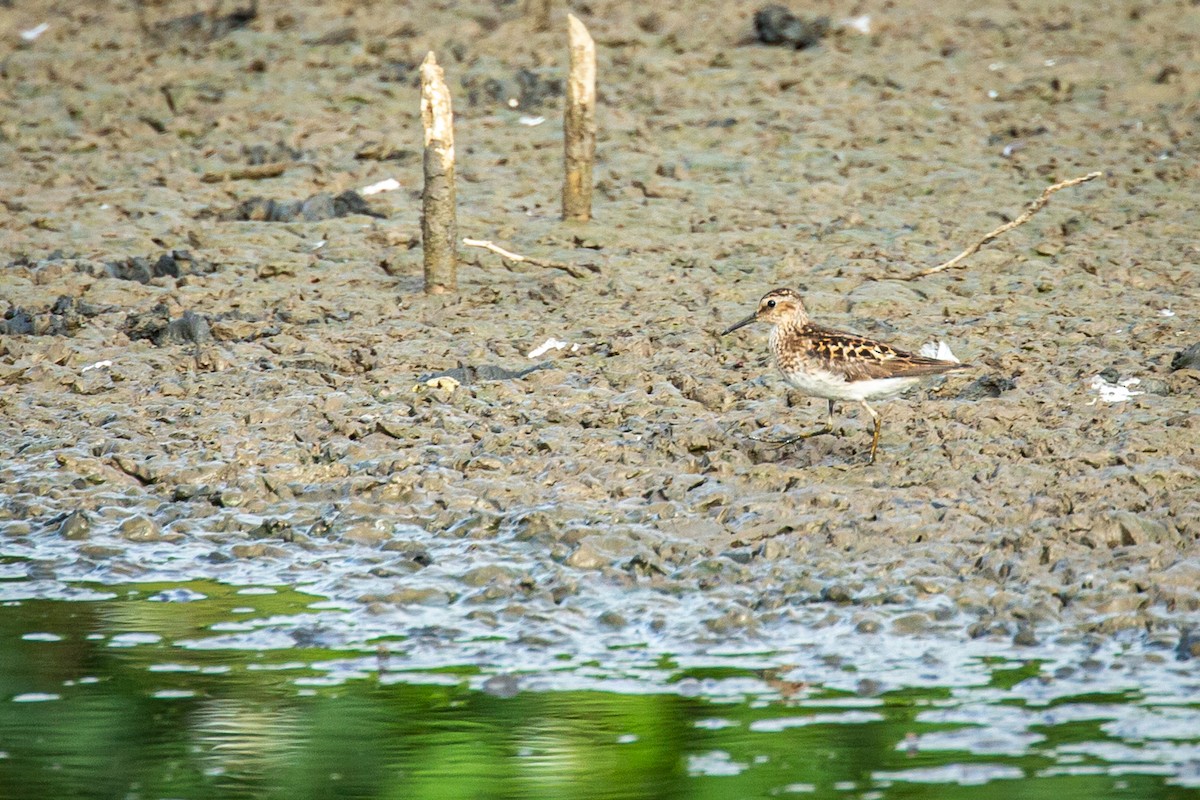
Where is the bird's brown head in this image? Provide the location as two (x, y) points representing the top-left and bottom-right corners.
(721, 288), (808, 335)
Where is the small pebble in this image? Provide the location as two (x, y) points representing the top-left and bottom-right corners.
(1170, 342), (1200, 371)
(57, 510), (91, 540)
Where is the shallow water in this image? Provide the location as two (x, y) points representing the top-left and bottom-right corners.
(1, 578), (1197, 799)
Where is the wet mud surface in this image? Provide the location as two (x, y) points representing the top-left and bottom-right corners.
(2, 0), (1199, 681)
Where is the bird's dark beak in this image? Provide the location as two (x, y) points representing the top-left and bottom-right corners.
(721, 312), (757, 336)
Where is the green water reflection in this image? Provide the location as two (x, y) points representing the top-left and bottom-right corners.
(0, 582), (1194, 800)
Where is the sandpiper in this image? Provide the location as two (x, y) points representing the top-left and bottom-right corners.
(721, 287), (969, 464)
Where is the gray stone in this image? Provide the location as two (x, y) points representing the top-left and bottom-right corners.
(821, 584), (855, 603)
(891, 612), (932, 635)
(1171, 342), (1200, 371)
(339, 521), (390, 546)
(230, 543), (291, 559)
(598, 610), (627, 629)
(58, 510), (91, 540)
(1114, 512), (1176, 546)
(1141, 377), (1171, 396)
(461, 565), (515, 587)
(120, 515), (162, 542)
(163, 310), (211, 345)
(565, 542), (608, 570)
(300, 192), (337, 221)
(704, 607), (755, 634)
(1013, 625), (1039, 646)
(385, 587), (451, 606)
(214, 490), (245, 508)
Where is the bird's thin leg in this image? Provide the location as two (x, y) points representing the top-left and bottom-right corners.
(861, 400), (882, 464)
(746, 399), (836, 448)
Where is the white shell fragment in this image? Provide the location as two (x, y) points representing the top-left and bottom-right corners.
(21, 23), (50, 41)
(1089, 374), (1144, 404)
(361, 178), (401, 195)
(919, 341), (962, 363)
(528, 337), (579, 359)
(839, 15), (871, 34)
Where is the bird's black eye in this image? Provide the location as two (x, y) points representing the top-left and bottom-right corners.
(766, 299), (776, 308)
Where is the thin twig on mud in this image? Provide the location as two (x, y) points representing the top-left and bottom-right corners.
(462, 237), (598, 279)
(904, 171), (1103, 280)
(200, 162), (290, 183)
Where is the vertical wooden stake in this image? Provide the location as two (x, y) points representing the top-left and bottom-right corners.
(420, 51), (457, 294)
(562, 13), (595, 222)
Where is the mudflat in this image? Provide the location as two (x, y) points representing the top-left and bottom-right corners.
(2, 0), (1198, 664)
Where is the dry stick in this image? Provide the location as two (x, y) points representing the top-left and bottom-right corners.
(462, 238), (595, 279)
(906, 171), (1103, 280)
(160, 85), (178, 114)
(562, 14), (596, 222)
(420, 51), (458, 294)
(200, 162), (289, 183)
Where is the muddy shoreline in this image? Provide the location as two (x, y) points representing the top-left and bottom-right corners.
(2, 0), (1198, 663)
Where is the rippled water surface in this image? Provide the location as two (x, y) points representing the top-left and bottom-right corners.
(1, 577), (1197, 799)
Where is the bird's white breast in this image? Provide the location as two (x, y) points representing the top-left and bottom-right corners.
(779, 368), (920, 402)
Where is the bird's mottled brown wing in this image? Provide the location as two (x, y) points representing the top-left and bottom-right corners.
(802, 325), (968, 380)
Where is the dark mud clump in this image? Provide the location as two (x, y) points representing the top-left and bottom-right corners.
(1171, 342), (1200, 372)
(1, 296), (88, 337)
(106, 251), (215, 284)
(461, 63), (564, 110)
(125, 306), (212, 346)
(219, 190), (384, 222)
(957, 374), (1017, 401)
(242, 141), (304, 166)
(147, 1), (258, 42)
(753, 5), (829, 48)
